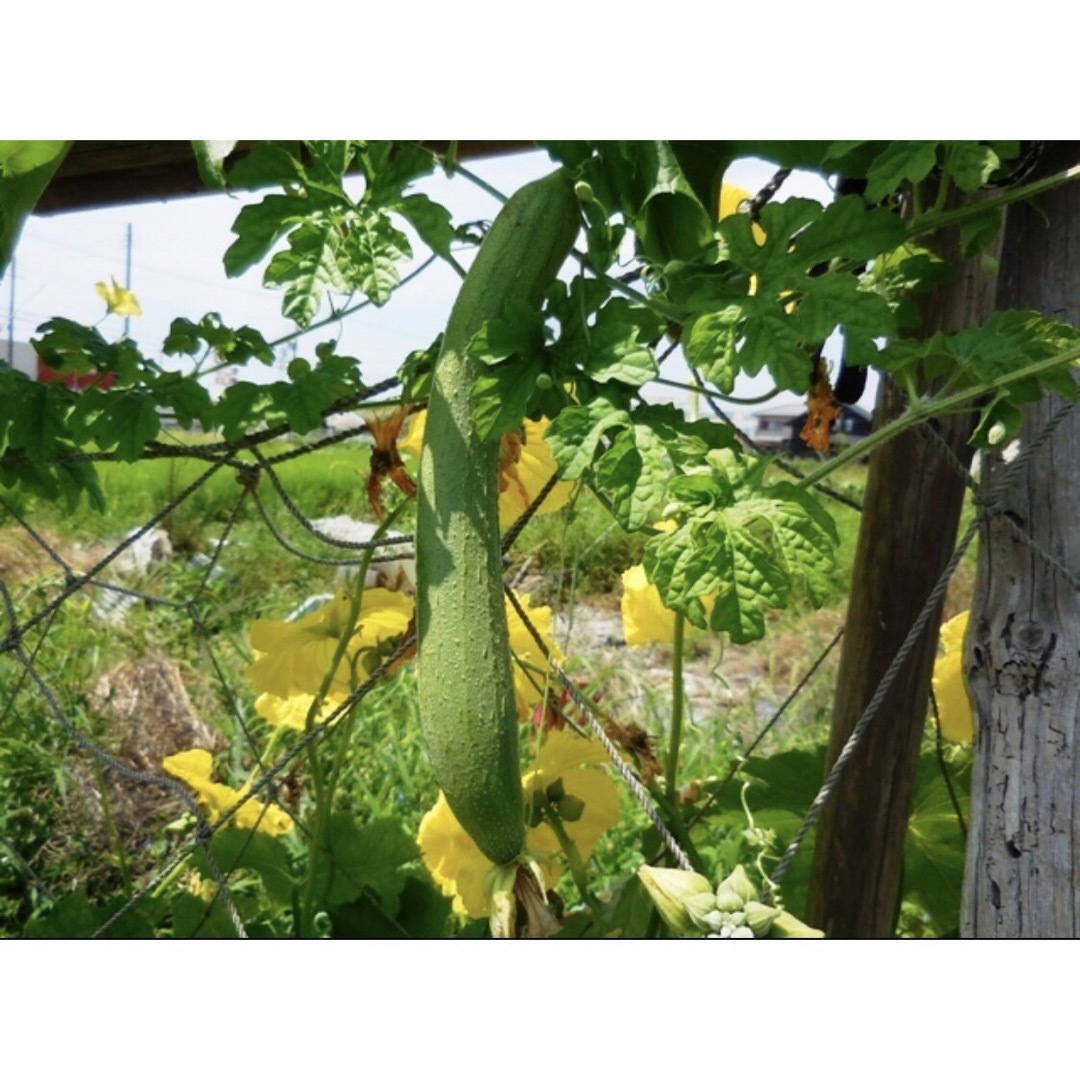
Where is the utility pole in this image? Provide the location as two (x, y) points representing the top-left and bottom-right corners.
(123, 222), (133, 338)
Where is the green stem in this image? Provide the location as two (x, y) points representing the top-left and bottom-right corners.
(298, 502), (409, 937)
(665, 611), (686, 799)
(652, 375), (783, 406)
(908, 162), (1080, 238)
(91, 757), (132, 892)
(543, 809), (608, 931)
(451, 163), (510, 205)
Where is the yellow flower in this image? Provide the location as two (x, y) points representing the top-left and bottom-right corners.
(416, 792), (495, 919)
(932, 611), (974, 743)
(95, 276), (143, 317)
(418, 728), (619, 919)
(254, 691), (345, 731)
(505, 590), (564, 719)
(397, 412), (574, 527)
(521, 728), (620, 864)
(498, 418), (575, 527)
(247, 587), (413, 698)
(621, 564), (677, 646)
(718, 183), (765, 245)
(162, 748), (292, 836)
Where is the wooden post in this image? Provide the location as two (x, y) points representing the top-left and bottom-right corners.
(963, 142), (1080, 937)
(806, 195), (1001, 938)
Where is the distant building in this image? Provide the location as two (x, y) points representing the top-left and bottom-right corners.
(3, 339), (116, 390)
(751, 401), (872, 456)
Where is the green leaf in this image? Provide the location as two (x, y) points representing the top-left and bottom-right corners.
(191, 140), (237, 190)
(739, 301), (811, 392)
(197, 827), (295, 908)
(170, 890), (243, 939)
(341, 208), (412, 306)
(225, 141), (305, 190)
(684, 307), (743, 393)
(947, 141), (1001, 192)
(88, 390), (161, 461)
(545, 396), (629, 479)
(224, 193), (311, 277)
(959, 208), (1003, 258)
(150, 372), (214, 430)
(798, 274), (896, 348)
(596, 424), (670, 530)
(0, 140), (70, 276)
(579, 300), (662, 387)
(644, 450), (838, 642)
(393, 192), (455, 258)
(472, 355), (543, 442)
(329, 875), (452, 939)
(903, 749), (970, 935)
(22, 889), (159, 939)
(216, 381), (272, 440)
(265, 218), (350, 328)
(316, 814), (419, 910)
(7, 381), (70, 460)
(864, 141), (940, 202)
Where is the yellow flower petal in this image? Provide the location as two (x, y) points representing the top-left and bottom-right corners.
(418, 792), (495, 919)
(162, 748), (292, 837)
(398, 409), (425, 460)
(95, 276), (143, 317)
(621, 564), (677, 646)
(498, 418), (575, 527)
(254, 691), (345, 731)
(718, 183), (765, 245)
(505, 590), (564, 718)
(932, 611), (974, 743)
(247, 588), (413, 698)
(523, 729), (620, 863)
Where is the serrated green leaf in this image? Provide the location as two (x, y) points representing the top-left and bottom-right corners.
(329, 875), (452, 938)
(268, 365), (347, 435)
(798, 274), (897, 347)
(596, 424), (670, 530)
(579, 300), (662, 387)
(224, 193), (311, 277)
(342, 208), (411, 306)
(545, 396), (629, 479)
(791, 196), (907, 268)
(472, 355), (542, 441)
(684, 307), (743, 393)
(8, 381), (70, 459)
(317, 814), (419, 911)
(198, 827), (295, 908)
(22, 888), (158, 939)
(225, 142), (304, 190)
(864, 141), (940, 202)
(150, 373), (214, 430)
(89, 391), (160, 461)
(265, 218), (350, 328)
(740, 302), (811, 391)
(216, 381), (272, 440)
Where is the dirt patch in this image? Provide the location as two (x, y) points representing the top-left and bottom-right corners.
(553, 599), (845, 744)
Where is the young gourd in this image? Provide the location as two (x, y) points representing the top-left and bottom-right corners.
(416, 167), (580, 865)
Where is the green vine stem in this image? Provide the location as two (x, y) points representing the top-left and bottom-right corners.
(542, 808), (608, 931)
(298, 502), (407, 937)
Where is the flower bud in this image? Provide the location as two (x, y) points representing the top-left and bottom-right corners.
(714, 864), (758, 912)
(638, 865), (715, 938)
(743, 899), (780, 937)
(768, 909), (825, 938)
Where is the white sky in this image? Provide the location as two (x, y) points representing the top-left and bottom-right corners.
(5, 146), (857, 423)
